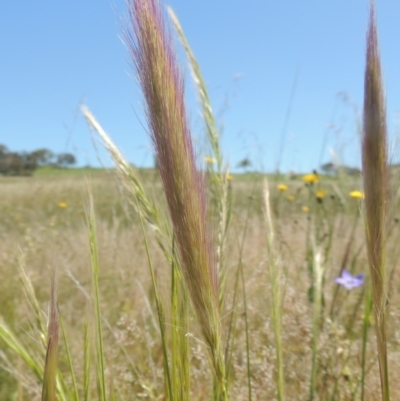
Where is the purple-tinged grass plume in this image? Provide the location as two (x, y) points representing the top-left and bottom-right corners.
(168, 8), (232, 313)
(125, 0), (227, 398)
(362, 2), (390, 399)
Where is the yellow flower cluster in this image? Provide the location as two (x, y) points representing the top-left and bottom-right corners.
(349, 190), (364, 199)
(302, 173), (319, 184)
(58, 202), (67, 208)
(277, 184), (288, 191)
(315, 189), (326, 199)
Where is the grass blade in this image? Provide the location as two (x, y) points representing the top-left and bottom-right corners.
(41, 268), (59, 401)
(87, 194), (106, 401)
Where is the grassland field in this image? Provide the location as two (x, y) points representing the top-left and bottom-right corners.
(1, 167), (400, 400)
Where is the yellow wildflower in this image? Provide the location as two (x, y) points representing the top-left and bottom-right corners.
(286, 195), (295, 201)
(302, 173), (319, 184)
(302, 206), (310, 213)
(278, 184), (288, 191)
(315, 189), (326, 199)
(58, 202), (67, 208)
(349, 190), (364, 199)
(204, 156), (216, 164)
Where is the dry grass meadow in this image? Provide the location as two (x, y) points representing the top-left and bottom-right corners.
(1, 1), (398, 400)
(1, 169), (400, 400)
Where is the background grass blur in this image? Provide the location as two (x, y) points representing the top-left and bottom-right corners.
(1, 167), (400, 399)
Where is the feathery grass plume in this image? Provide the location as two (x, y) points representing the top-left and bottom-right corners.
(167, 7), (222, 171)
(362, 2), (390, 399)
(167, 7), (232, 310)
(41, 268), (59, 401)
(125, 0), (227, 398)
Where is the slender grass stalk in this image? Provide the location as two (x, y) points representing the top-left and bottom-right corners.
(17, 252), (47, 347)
(83, 317), (91, 401)
(263, 180), (285, 401)
(239, 262), (252, 401)
(224, 179), (259, 396)
(329, 207), (360, 319)
(224, 208), (252, 391)
(224, 263), (240, 391)
(136, 193), (173, 400)
(361, 3), (390, 400)
(302, 185), (314, 293)
(309, 248), (324, 401)
(87, 194), (106, 401)
(0, 320), (43, 380)
(60, 319), (79, 401)
(41, 268), (59, 401)
(125, 1), (227, 398)
(361, 287), (373, 401)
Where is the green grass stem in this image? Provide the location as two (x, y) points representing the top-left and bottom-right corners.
(361, 287), (373, 401)
(41, 268), (59, 401)
(136, 193), (173, 400)
(87, 194), (107, 401)
(60, 319), (79, 401)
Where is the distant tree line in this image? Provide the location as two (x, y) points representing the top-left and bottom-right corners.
(320, 162), (361, 176)
(0, 144), (76, 176)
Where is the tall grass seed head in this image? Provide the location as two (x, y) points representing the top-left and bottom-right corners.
(126, 0), (221, 351)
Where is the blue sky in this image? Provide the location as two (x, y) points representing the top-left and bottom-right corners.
(1, 1), (400, 172)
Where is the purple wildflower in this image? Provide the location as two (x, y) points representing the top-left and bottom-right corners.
(335, 269), (364, 290)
